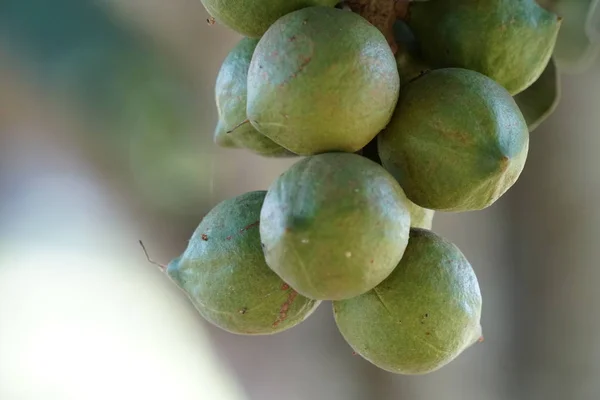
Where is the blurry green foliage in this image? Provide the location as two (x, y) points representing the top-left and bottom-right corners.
(587, 0), (600, 42)
(0, 0), (217, 216)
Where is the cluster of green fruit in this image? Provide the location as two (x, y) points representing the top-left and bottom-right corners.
(160, 0), (563, 375)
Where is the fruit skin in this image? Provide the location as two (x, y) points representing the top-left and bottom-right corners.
(404, 197), (434, 230)
(333, 228), (483, 375)
(408, 0), (561, 95)
(260, 152), (411, 300)
(167, 191), (321, 335)
(378, 68), (529, 212)
(213, 119), (240, 148)
(393, 20), (431, 84)
(360, 137), (434, 229)
(201, 0), (339, 38)
(514, 58), (561, 132)
(247, 7), (400, 156)
(215, 37), (292, 157)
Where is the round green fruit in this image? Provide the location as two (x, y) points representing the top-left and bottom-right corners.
(201, 0), (338, 37)
(259, 152), (411, 300)
(408, 0), (561, 95)
(167, 191), (321, 335)
(215, 38), (292, 157)
(378, 68), (529, 212)
(333, 228), (483, 375)
(247, 7), (400, 155)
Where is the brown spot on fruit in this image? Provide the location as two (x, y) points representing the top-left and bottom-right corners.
(500, 156), (510, 171)
(272, 290), (298, 328)
(281, 283), (290, 290)
(201, 234), (208, 241)
(240, 220), (260, 233)
(239, 307), (248, 315)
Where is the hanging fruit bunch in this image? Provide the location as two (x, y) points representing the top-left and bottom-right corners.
(151, 0), (575, 375)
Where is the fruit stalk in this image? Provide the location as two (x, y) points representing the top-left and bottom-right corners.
(346, 0), (410, 54)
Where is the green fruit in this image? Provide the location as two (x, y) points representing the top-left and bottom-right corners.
(378, 68), (529, 212)
(167, 191), (321, 335)
(260, 152), (411, 300)
(215, 37), (292, 157)
(514, 58), (561, 132)
(247, 7), (400, 155)
(333, 228), (482, 375)
(213, 119), (240, 148)
(201, 0), (338, 37)
(408, 0), (561, 95)
(359, 137), (434, 229)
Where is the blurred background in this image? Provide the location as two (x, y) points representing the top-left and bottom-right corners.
(0, 1), (599, 399)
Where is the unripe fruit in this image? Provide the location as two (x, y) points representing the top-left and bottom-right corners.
(333, 228), (482, 375)
(408, 0), (561, 95)
(201, 0), (338, 38)
(260, 152), (411, 300)
(378, 68), (529, 212)
(215, 38), (292, 157)
(167, 191), (321, 335)
(247, 7), (400, 155)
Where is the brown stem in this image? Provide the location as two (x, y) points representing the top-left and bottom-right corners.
(139, 240), (167, 271)
(226, 119), (250, 134)
(346, 0), (411, 54)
